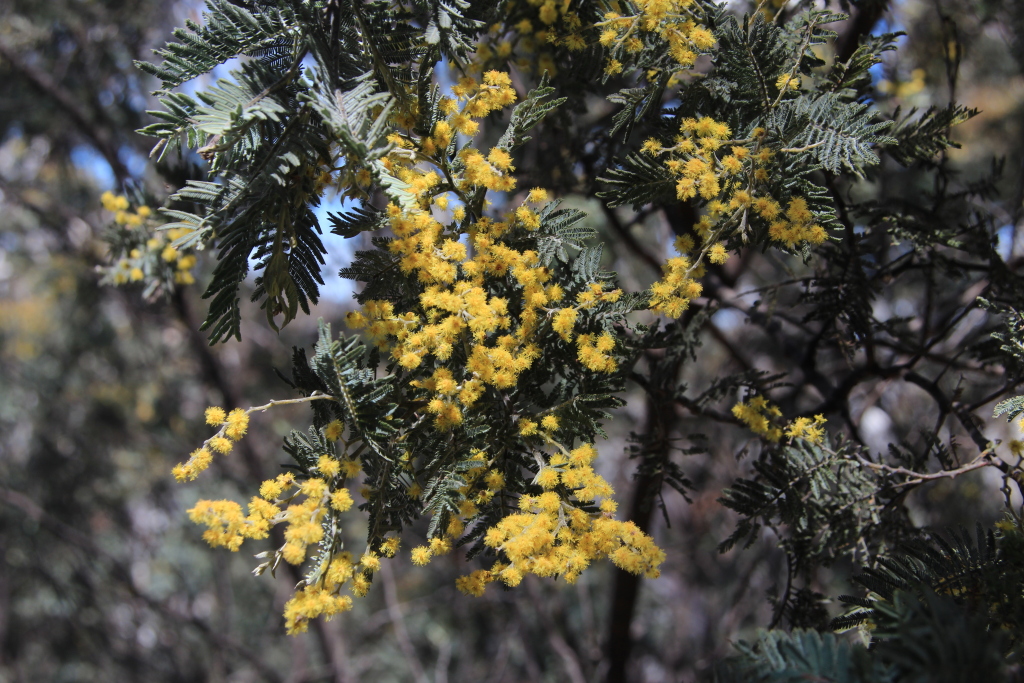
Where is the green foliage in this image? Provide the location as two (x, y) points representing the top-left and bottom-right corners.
(720, 437), (884, 563)
(718, 520), (1024, 682)
(137, 1), (300, 88)
(716, 592), (1010, 683)
(833, 521), (1024, 661)
(767, 93), (896, 175)
(495, 73), (567, 152)
(709, 12), (793, 114)
(598, 151), (676, 210)
(716, 629), (884, 683)
(607, 77), (669, 141)
(886, 104), (980, 166)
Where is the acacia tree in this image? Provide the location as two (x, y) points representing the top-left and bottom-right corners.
(99, 0), (1024, 679)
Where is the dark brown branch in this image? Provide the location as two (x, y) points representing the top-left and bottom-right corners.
(904, 371), (989, 452)
(605, 355), (683, 683)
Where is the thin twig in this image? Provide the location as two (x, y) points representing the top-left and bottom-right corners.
(852, 449), (998, 487)
(246, 393), (337, 414)
(779, 141), (828, 154)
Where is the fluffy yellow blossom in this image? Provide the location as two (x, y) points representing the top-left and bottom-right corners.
(411, 546), (432, 565)
(225, 408), (249, 440)
(552, 307), (578, 341)
(527, 187), (549, 203)
(708, 243), (728, 264)
(318, 455), (341, 478)
(641, 138), (661, 155)
(536, 467), (560, 489)
(732, 395), (784, 442)
(350, 573), (371, 597)
(380, 538), (400, 557)
(485, 470), (505, 490)
(209, 436), (233, 454)
(172, 447), (213, 482)
(785, 415), (827, 444)
(205, 406), (227, 425)
(360, 552), (381, 573)
(429, 536), (452, 555)
(324, 420), (344, 441)
(283, 587), (353, 635)
(323, 488), (350, 513)
(487, 147), (513, 171)
(341, 459), (361, 478)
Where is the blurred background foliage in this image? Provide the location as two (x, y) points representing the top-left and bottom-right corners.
(2, 0), (1024, 681)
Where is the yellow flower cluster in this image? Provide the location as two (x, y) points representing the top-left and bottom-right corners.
(172, 406), (249, 481)
(429, 71), (517, 150)
(101, 191), (151, 227)
(441, 442), (663, 596)
(785, 415), (828, 444)
(661, 117), (737, 203)
(649, 249), (704, 318)
(732, 395), (784, 442)
(345, 73), (624, 431)
(283, 477), (330, 564)
(334, 69), (662, 602)
(282, 587), (353, 635)
(399, 437), (664, 594)
(346, 194), (625, 429)
(767, 197), (828, 248)
(249, 465), (360, 568)
(597, 0), (715, 74)
(182, 411), (396, 635)
(641, 118), (829, 318)
(187, 497), (277, 551)
(732, 396), (829, 445)
(102, 192), (198, 286)
(576, 332), (619, 372)
(172, 67), (666, 634)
